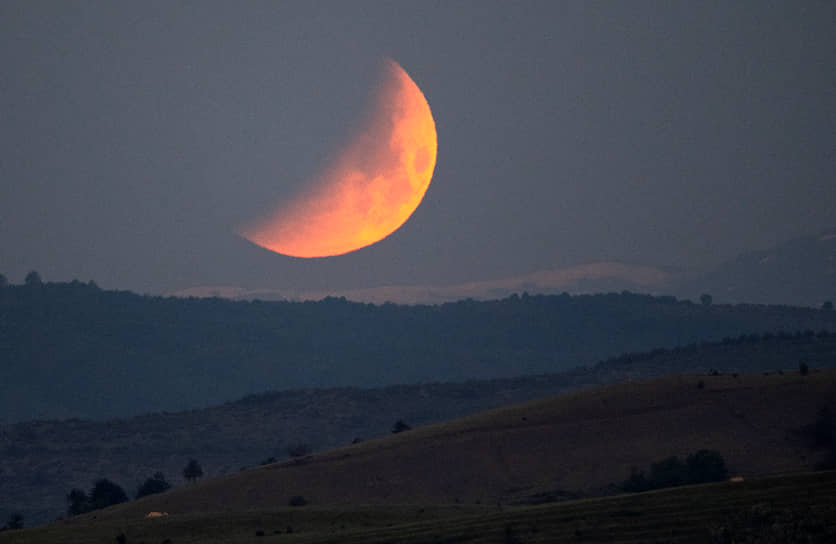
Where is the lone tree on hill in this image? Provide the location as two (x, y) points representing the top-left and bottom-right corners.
(392, 420), (411, 434)
(700, 293), (713, 306)
(67, 488), (90, 516)
(136, 472), (171, 498)
(183, 459), (204, 483)
(24, 270), (42, 286)
(89, 478), (128, 510)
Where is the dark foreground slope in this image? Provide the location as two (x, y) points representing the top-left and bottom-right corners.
(4, 333), (836, 527)
(4, 371), (835, 543)
(5, 471), (835, 543)
(76, 370), (836, 519)
(3, 281), (836, 423)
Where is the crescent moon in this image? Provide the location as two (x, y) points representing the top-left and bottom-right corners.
(239, 59), (437, 258)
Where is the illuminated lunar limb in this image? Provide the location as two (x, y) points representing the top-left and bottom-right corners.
(239, 59), (437, 258)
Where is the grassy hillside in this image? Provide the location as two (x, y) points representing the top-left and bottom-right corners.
(58, 370), (836, 522)
(3, 281), (836, 423)
(5, 471), (834, 543)
(4, 333), (835, 527)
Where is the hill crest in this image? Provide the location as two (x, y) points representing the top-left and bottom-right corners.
(90, 369), (836, 521)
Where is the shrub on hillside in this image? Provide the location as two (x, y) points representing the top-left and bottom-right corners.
(66, 479), (128, 516)
(136, 472), (171, 498)
(622, 450), (728, 492)
(392, 420), (411, 433)
(288, 495), (307, 506)
(621, 468), (651, 493)
(687, 450), (728, 483)
(89, 479), (129, 510)
(183, 459), (203, 483)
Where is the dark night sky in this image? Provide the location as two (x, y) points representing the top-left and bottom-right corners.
(2, 1), (834, 294)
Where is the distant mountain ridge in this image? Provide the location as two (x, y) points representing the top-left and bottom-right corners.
(677, 228), (836, 306)
(168, 228), (836, 308)
(3, 282), (836, 423)
(168, 261), (672, 304)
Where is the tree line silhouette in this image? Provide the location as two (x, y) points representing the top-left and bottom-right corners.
(3, 274), (834, 422)
(65, 459), (203, 517)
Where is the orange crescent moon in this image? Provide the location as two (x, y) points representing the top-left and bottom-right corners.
(239, 59), (437, 258)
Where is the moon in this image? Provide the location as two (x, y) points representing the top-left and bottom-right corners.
(239, 59), (437, 258)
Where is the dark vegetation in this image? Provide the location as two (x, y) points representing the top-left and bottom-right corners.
(134, 472), (171, 499)
(0, 514), (23, 531)
(621, 450), (728, 492)
(65, 479), (127, 516)
(391, 420), (411, 433)
(2, 278), (835, 423)
(288, 495), (307, 507)
(182, 459), (203, 483)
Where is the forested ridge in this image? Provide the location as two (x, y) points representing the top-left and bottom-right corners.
(2, 279), (835, 422)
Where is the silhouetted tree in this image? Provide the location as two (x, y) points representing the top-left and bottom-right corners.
(649, 456), (687, 488)
(260, 457), (277, 466)
(621, 467), (650, 492)
(183, 459), (203, 483)
(686, 450), (727, 484)
(0, 273), (7, 288)
(288, 495), (307, 506)
(67, 488), (90, 516)
(622, 451), (727, 492)
(24, 270), (42, 286)
(700, 293), (713, 306)
(136, 472), (171, 498)
(392, 420), (411, 433)
(3, 513), (23, 530)
(89, 478), (128, 510)
(799, 361), (810, 376)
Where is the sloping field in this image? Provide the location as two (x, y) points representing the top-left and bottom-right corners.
(4, 332), (836, 527)
(5, 471), (835, 543)
(69, 370), (836, 520)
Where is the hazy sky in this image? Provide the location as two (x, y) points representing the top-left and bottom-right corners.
(2, 1), (834, 294)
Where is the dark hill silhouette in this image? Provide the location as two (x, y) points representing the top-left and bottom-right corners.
(677, 228), (836, 306)
(2, 280), (835, 423)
